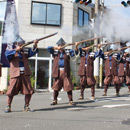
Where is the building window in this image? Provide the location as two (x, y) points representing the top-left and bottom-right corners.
(31, 1), (62, 26)
(78, 8), (89, 27)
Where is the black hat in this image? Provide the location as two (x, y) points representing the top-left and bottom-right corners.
(56, 38), (66, 46)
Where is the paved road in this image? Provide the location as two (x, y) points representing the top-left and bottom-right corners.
(0, 86), (130, 130)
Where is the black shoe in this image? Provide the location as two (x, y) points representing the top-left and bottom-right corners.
(50, 100), (57, 105)
(24, 106), (34, 112)
(5, 106), (11, 113)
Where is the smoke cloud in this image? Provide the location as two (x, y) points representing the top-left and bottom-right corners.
(100, 7), (130, 43)
(88, 7), (130, 43)
(125, 41), (130, 52)
(2, 1), (19, 47)
(69, 1), (130, 44)
(110, 44), (121, 51)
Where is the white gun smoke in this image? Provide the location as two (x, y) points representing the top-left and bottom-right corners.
(67, 1), (130, 48)
(125, 41), (130, 52)
(101, 8), (130, 43)
(2, 1), (19, 47)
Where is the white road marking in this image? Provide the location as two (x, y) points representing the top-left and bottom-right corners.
(67, 104), (130, 111)
(67, 96), (130, 111)
(67, 107), (92, 111)
(102, 104), (130, 108)
(112, 97), (130, 101)
(94, 99), (112, 102)
(95, 96), (130, 102)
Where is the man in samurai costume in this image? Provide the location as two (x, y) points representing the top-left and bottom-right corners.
(118, 51), (130, 94)
(47, 38), (75, 105)
(5, 36), (38, 113)
(75, 42), (102, 100)
(100, 47), (120, 96)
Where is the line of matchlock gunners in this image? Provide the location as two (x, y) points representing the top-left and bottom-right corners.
(1, 36), (130, 113)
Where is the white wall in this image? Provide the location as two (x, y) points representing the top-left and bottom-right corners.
(0, 68), (8, 91)
(0, 36), (8, 91)
(16, 0), (74, 49)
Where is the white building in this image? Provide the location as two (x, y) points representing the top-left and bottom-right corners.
(0, 0), (95, 92)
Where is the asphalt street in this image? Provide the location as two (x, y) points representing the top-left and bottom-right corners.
(0, 86), (130, 130)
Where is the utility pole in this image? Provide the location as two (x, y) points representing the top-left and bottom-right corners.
(99, 0), (104, 88)
(94, 0), (100, 88)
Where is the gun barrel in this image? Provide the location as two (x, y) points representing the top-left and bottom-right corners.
(61, 36), (103, 48)
(21, 32), (58, 48)
(104, 46), (130, 55)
